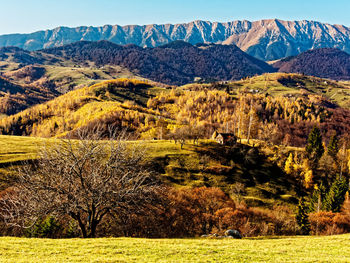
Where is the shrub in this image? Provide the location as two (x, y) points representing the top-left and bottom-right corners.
(309, 211), (350, 235)
(25, 216), (61, 238)
(214, 204), (297, 237)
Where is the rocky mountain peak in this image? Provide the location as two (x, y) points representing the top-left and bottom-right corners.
(0, 19), (350, 61)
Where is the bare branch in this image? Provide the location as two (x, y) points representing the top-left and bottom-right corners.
(0, 126), (160, 237)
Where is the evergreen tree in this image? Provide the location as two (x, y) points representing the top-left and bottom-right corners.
(327, 134), (339, 163)
(305, 126), (324, 169)
(323, 178), (349, 212)
(296, 197), (311, 235)
(309, 183), (326, 212)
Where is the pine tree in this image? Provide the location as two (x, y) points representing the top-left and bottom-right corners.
(305, 126), (324, 169)
(296, 197), (311, 235)
(327, 134), (339, 163)
(309, 184), (326, 212)
(323, 178), (349, 212)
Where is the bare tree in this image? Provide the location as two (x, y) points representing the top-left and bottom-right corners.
(173, 126), (190, 149)
(230, 182), (246, 204)
(0, 127), (160, 238)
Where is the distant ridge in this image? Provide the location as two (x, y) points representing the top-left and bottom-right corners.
(1, 19), (350, 60)
(41, 40), (275, 85)
(273, 48), (350, 80)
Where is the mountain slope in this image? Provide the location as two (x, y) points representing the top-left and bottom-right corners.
(273, 48), (350, 80)
(1, 19), (350, 60)
(41, 40), (274, 85)
(0, 76), (57, 115)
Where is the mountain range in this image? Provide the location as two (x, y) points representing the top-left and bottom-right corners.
(1, 19), (350, 61)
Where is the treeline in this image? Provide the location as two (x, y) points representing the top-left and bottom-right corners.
(277, 126), (350, 235)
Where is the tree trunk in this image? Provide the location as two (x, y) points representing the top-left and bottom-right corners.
(247, 104), (253, 144)
(77, 216), (87, 238)
(89, 220), (98, 238)
(70, 212), (88, 238)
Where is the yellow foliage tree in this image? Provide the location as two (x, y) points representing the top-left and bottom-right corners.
(284, 153), (294, 175)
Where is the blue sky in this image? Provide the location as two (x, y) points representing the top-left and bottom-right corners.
(1, 0), (350, 35)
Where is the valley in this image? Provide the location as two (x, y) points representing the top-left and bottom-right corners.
(0, 18), (350, 262)
(3, 0), (350, 261)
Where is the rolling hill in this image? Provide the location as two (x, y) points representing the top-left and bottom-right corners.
(0, 78), (165, 137)
(0, 74), (349, 231)
(0, 45), (151, 113)
(1, 73), (350, 146)
(1, 19), (350, 61)
(273, 48), (350, 80)
(0, 76), (58, 115)
(227, 72), (350, 109)
(0, 134), (299, 207)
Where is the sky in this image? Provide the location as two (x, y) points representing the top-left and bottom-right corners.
(1, 0), (350, 35)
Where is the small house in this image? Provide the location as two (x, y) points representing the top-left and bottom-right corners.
(212, 132), (237, 145)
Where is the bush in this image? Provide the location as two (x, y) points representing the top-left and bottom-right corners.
(214, 204), (297, 237)
(309, 198), (350, 235)
(25, 216), (61, 238)
(309, 211), (350, 235)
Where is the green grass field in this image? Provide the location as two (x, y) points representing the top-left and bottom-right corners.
(0, 135), (299, 206)
(0, 235), (349, 262)
(0, 135), (192, 165)
(0, 135), (46, 164)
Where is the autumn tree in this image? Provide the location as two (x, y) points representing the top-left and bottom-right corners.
(338, 140), (350, 180)
(284, 153), (294, 175)
(0, 127), (160, 238)
(230, 182), (246, 204)
(173, 126), (191, 149)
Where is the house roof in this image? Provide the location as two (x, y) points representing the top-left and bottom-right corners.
(216, 132), (235, 139)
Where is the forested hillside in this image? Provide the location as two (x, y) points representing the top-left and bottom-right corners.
(1, 73), (349, 147)
(0, 78), (162, 137)
(41, 40), (275, 85)
(274, 48), (350, 80)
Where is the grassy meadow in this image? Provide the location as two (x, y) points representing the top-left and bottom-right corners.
(0, 135), (49, 164)
(0, 135), (192, 165)
(0, 235), (350, 262)
(0, 135), (299, 206)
